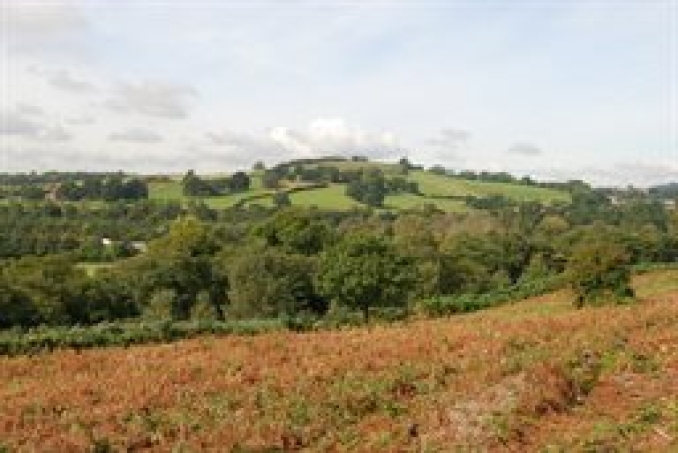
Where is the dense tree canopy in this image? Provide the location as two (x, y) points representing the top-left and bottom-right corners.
(316, 234), (416, 323)
(1, 160), (677, 331)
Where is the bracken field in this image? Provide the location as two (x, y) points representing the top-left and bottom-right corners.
(1, 271), (678, 452)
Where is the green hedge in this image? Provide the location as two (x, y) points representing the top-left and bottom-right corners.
(420, 275), (567, 317)
(0, 319), (283, 356)
(631, 261), (678, 274)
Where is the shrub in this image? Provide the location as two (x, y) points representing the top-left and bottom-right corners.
(566, 237), (635, 307)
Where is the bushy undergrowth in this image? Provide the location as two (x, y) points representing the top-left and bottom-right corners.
(420, 275), (566, 317)
(2, 266), (674, 356)
(0, 319), (283, 356)
(632, 261), (678, 274)
(0, 275), (587, 356)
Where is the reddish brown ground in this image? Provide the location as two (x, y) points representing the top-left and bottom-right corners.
(1, 272), (677, 452)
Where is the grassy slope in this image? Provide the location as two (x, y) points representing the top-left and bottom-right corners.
(148, 174), (272, 209)
(2, 270), (677, 452)
(148, 165), (569, 212)
(409, 171), (571, 204)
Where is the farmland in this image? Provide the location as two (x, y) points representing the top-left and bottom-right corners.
(1, 270), (677, 452)
(147, 163), (570, 212)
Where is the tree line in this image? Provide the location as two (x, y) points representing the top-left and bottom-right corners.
(2, 192), (677, 330)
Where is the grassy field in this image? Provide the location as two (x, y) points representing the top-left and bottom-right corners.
(146, 164), (570, 212)
(148, 178), (272, 209)
(409, 171), (572, 204)
(1, 270), (677, 452)
(243, 187), (471, 213)
(384, 193), (469, 212)
(75, 262), (115, 277)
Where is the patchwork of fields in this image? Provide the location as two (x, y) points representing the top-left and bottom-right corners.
(147, 167), (570, 213)
(1, 271), (677, 452)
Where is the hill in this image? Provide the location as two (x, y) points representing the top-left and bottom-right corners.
(2, 269), (677, 452)
(148, 160), (571, 212)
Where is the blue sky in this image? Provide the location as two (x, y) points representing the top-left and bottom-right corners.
(1, 0), (676, 186)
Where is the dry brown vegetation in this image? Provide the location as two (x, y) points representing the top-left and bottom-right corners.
(1, 271), (678, 452)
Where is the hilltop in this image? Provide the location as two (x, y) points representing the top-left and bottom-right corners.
(1, 269), (677, 452)
(147, 158), (572, 212)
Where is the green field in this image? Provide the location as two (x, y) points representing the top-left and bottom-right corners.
(384, 193), (469, 212)
(409, 171), (571, 204)
(75, 262), (115, 277)
(149, 177), (273, 209)
(243, 185), (363, 210)
(148, 165), (570, 211)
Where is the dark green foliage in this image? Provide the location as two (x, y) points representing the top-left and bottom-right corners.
(273, 191), (292, 208)
(227, 248), (325, 319)
(0, 200), (182, 259)
(129, 217), (228, 320)
(261, 170), (282, 189)
(1, 159), (677, 352)
(421, 275), (565, 316)
(182, 170), (250, 196)
(230, 171), (251, 192)
(0, 279), (36, 328)
(316, 234), (416, 323)
(566, 236), (635, 307)
(1, 255), (84, 325)
(56, 175), (148, 201)
(0, 319), (284, 356)
(254, 208), (333, 255)
(182, 170), (219, 196)
(345, 169), (387, 207)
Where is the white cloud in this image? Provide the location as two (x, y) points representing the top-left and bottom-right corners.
(109, 128), (163, 143)
(15, 103), (45, 116)
(268, 118), (403, 159)
(0, 111), (42, 137)
(427, 128), (471, 149)
(423, 128), (471, 162)
(507, 142), (543, 156)
(0, 110), (73, 142)
(40, 125), (72, 142)
(49, 70), (96, 93)
(0, 1), (89, 54)
(105, 81), (196, 119)
(66, 115), (95, 126)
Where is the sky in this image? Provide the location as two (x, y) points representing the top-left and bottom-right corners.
(1, 0), (677, 186)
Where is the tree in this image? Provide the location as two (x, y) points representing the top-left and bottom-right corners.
(345, 169), (387, 208)
(182, 170), (217, 197)
(316, 234), (416, 323)
(262, 171), (281, 189)
(566, 236), (634, 308)
(273, 191), (291, 208)
(131, 218), (228, 320)
(230, 171), (251, 192)
(0, 278), (37, 328)
(428, 165), (447, 176)
(398, 157), (411, 174)
(227, 247), (325, 318)
(1, 255), (84, 325)
(254, 208), (333, 255)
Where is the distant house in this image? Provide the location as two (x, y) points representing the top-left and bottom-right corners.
(130, 241), (148, 253)
(100, 238), (148, 254)
(45, 183), (61, 202)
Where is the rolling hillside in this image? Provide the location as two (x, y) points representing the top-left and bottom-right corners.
(148, 162), (571, 212)
(2, 270), (677, 452)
